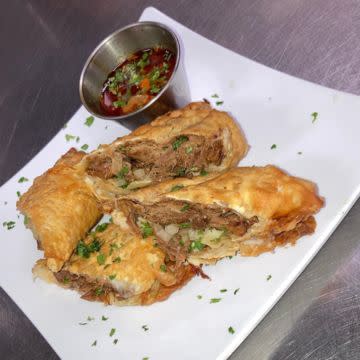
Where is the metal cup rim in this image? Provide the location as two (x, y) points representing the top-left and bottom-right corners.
(79, 21), (181, 121)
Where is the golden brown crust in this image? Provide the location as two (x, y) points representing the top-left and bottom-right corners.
(17, 149), (102, 272)
(32, 223), (196, 306)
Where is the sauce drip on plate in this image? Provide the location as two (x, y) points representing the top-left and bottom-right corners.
(100, 47), (176, 116)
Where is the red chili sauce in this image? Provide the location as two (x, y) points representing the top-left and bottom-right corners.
(100, 47), (176, 116)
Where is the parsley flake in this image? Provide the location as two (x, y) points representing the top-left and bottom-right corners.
(95, 222), (109, 232)
(79, 322), (87, 326)
(160, 264), (167, 272)
(197, 295), (202, 300)
(91, 340), (97, 347)
(85, 116), (95, 127)
(143, 358), (149, 360)
(190, 240), (205, 251)
(228, 326), (235, 334)
(87, 316), (95, 321)
(101, 315), (108, 321)
(97, 253), (106, 265)
(215, 101), (224, 106)
(185, 146), (193, 154)
(113, 256), (121, 263)
(298, 151), (303, 155)
(109, 328), (116, 337)
(140, 222), (153, 238)
(172, 135), (189, 150)
(220, 289), (227, 293)
(16, 191), (21, 197)
(113, 339), (118, 345)
(23, 215), (29, 225)
(65, 134), (76, 142)
(116, 166), (129, 179)
(200, 169), (208, 176)
(108, 274), (116, 280)
(211, 93), (219, 98)
(210, 298), (222, 304)
(142, 325), (149, 331)
(267, 274), (272, 281)
(81, 144), (89, 151)
(95, 287), (104, 296)
(18, 177), (29, 183)
(179, 222), (191, 229)
(234, 288), (240, 295)
(270, 144), (277, 150)
(3, 221), (15, 230)
(180, 204), (190, 212)
(311, 112), (318, 123)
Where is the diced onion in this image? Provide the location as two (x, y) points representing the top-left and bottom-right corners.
(165, 224), (179, 235)
(133, 168), (146, 180)
(127, 179), (152, 190)
(153, 224), (172, 242)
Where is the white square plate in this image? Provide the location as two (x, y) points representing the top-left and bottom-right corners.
(1, 7), (360, 360)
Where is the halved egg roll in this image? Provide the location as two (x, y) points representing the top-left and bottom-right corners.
(17, 149), (101, 272)
(80, 102), (248, 209)
(114, 166), (324, 266)
(33, 222), (195, 306)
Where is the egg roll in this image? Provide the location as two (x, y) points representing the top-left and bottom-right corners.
(113, 166), (324, 265)
(17, 149), (101, 272)
(80, 102), (248, 209)
(33, 222), (195, 306)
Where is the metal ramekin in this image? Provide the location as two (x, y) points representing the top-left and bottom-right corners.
(79, 21), (191, 129)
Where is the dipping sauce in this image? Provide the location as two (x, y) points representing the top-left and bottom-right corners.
(100, 47), (176, 116)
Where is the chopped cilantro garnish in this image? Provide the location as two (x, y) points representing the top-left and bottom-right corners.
(108, 274), (116, 280)
(215, 101), (224, 106)
(170, 184), (184, 192)
(102, 315), (108, 321)
(85, 116), (95, 127)
(18, 177), (28, 183)
(113, 339), (118, 345)
(76, 239), (101, 258)
(200, 169), (208, 176)
(97, 253), (106, 265)
(179, 222), (191, 229)
(228, 326), (235, 334)
(109, 328), (116, 337)
(113, 100), (126, 108)
(270, 144), (277, 150)
(113, 256), (121, 263)
(180, 204), (190, 212)
(211, 93), (219, 98)
(116, 166), (129, 179)
(210, 298), (222, 303)
(95, 223), (108, 232)
(81, 144), (89, 151)
(234, 288), (240, 295)
(160, 264), (167, 272)
(172, 135), (189, 150)
(311, 112), (318, 123)
(197, 295), (202, 300)
(91, 340), (97, 347)
(95, 287), (104, 296)
(16, 191), (21, 197)
(140, 222), (153, 238)
(2, 221), (15, 230)
(190, 240), (205, 252)
(142, 325), (149, 331)
(150, 84), (161, 94)
(185, 146), (193, 154)
(267, 274), (272, 281)
(220, 289), (227, 293)
(65, 134), (76, 142)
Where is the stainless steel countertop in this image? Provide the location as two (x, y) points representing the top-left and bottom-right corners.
(1, 1), (360, 359)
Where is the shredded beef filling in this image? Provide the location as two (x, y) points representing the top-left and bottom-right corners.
(85, 135), (224, 182)
(124, 199), (258, 263)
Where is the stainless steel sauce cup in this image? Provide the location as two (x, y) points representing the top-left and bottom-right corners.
(79, 21), (191, 129)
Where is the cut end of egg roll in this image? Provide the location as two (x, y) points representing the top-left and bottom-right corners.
(114, 166), (324, 266)
(17, 148), (102, 272)
(33, 223), (196, 306)
(80, 102), (248, 209)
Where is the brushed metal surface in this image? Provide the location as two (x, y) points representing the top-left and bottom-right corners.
(1, 1), (360, 359)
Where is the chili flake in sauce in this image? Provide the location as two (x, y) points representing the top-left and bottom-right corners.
(100, 47), (175, 116)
